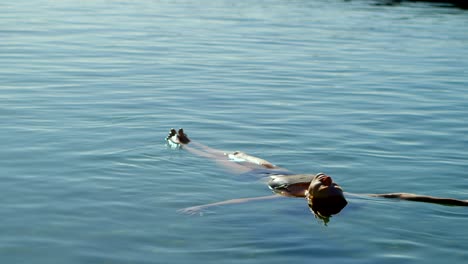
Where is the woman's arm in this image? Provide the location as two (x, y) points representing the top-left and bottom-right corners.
(178, 195), (281, 215)
(368, 193), (468, 206)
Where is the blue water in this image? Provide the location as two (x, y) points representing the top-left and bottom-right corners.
(1, 0), (468, 263)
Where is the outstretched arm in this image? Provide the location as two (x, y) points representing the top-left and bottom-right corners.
(368, 193), (468, 206)
(178, 195), (282, 215)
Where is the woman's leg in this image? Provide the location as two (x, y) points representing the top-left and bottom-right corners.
(183, 142), (252, 174)
(168, 128), (285, 174)
(184, 140), (288, 174)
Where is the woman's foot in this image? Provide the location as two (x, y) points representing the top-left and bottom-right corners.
(165, 128), (177, 141)
(177, 128), (191, 144)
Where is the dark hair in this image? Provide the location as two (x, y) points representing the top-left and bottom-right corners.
(309, 195), (348, 218)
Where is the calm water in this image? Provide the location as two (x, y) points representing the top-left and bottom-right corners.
(1, 0), (468, 263)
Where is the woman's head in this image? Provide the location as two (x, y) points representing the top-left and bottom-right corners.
(306, 173), (347, 224)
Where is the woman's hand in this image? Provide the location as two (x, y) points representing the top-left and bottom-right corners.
(178, 205), (208, 216)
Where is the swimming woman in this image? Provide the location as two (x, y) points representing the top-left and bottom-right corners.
(168, 129), (468, 223)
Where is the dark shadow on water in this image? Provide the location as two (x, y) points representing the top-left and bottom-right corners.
(369, 0), (468, 9)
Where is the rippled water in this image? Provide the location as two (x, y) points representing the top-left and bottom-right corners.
(1, 0), (468, 263)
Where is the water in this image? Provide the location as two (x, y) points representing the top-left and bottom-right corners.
(1, 0), (468, 263)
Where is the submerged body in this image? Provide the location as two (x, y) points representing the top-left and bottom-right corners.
(169, 129), (468, 222)
(268, 174), (316, 197)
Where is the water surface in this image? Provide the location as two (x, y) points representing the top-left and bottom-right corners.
(1, 0), (468, 263)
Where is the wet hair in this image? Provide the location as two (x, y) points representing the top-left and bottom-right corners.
(308, 195), (348, 225)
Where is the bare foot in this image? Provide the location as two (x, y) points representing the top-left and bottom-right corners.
(177, 128), (191, 144)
